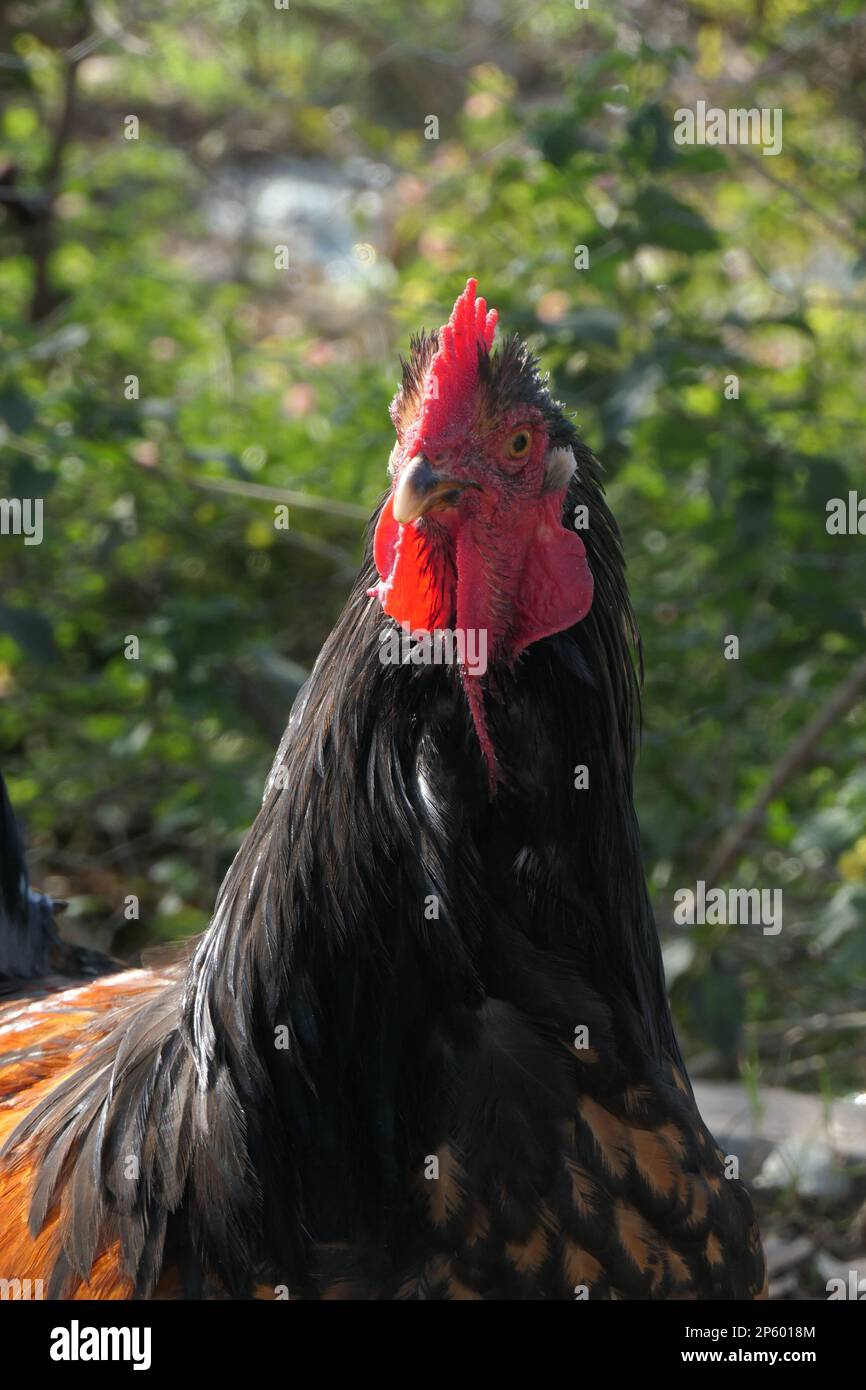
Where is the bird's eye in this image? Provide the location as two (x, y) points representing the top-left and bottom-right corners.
(505, 428), (532, 460)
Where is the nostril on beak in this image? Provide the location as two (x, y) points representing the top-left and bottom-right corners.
(392, 454), (476, 523)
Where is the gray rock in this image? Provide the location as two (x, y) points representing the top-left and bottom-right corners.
(693, 1080), (866, 1185)
(753, 1136), (850, 1200)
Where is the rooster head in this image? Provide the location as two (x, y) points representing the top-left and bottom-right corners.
(369, 278), (594, 780)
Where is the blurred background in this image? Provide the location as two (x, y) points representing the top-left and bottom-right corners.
(1, 0), (865, 1290)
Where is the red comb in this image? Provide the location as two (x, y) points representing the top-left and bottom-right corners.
(414, 278), (498, 444)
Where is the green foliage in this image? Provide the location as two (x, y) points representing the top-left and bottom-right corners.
(0, 0), (864, 1088)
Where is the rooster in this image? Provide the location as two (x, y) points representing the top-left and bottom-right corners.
(0, 280), (765, 1300)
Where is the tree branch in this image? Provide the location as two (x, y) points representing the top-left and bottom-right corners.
(705, 653), (866, 884)
(28, 18), (89, 322)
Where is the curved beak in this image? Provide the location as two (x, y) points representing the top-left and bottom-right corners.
(392, 454), (477, 524)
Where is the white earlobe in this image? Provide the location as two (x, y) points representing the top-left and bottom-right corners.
(542, 445), (576, 492)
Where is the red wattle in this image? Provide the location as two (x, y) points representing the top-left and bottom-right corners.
(371, 490), (593, 653)
(369, 495), (452, 631)
(370, 487), (594, 792)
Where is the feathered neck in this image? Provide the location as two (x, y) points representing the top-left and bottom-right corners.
(181, 442), (675, 1090)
